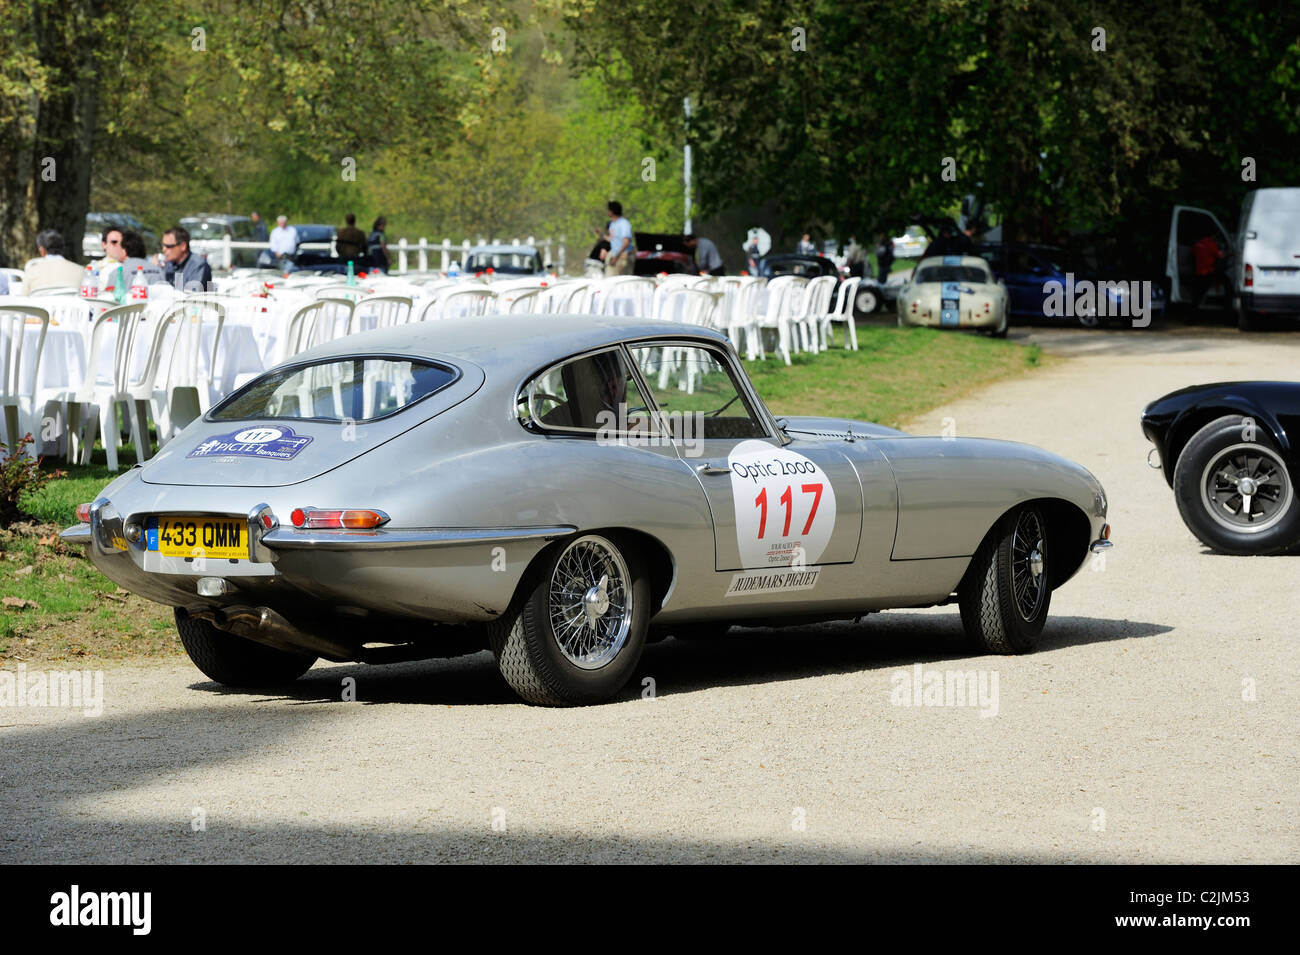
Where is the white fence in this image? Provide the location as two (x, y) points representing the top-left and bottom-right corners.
(191, 235), (567, 274)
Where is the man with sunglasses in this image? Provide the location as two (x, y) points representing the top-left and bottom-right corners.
(160, 225), (212, 292)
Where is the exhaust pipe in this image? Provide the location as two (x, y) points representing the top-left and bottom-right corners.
(188, 605), (357, 662)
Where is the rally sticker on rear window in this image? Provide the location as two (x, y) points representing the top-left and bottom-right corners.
(725, 567), (821, 597)
(940, 281), (962, 326)
(189, 426), (312, 461)
(727, 440), (836, 567)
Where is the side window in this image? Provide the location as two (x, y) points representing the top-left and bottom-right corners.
(519, 349), (654, 435)
(628, 344), (767, 441)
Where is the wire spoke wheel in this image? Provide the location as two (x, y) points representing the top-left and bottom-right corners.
(1010, 510), (1047, 622)
(1200, 443), (1293, 533)
(548, 536), (632, 670)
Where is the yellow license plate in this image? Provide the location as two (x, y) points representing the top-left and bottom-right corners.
(154, 518), (246, 559)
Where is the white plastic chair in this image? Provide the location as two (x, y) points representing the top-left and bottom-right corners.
(65, 302), (147, 468)
(790, 275), (837, 355)
(597, 276), (655, 317)
(350, 295), (413, 332)
(0, 303), (50, 455)
(439, 288), (497, 320)
(751, 277), (804, 364)
(821, 277), (862, 349)
(130, 297), (227, 448)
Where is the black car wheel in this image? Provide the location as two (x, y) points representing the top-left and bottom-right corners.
(1173, 415), (1299, 554)
(175, 610), (316, 687)
(854, 286), (881, 317)
(489, 533), (649, 705)
(958, 507), (1051, 654)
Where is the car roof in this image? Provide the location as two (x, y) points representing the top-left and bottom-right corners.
(468, 244), (540, 255)
(980, 242), (1065, 253)
(915, 255), (991, 269)
(291, 315), (731, 378)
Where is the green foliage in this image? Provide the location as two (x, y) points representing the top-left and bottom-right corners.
(563, 0), (1300, 251)
(0, 435), (62, 526)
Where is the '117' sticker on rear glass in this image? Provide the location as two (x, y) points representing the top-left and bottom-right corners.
(189, 426), (312, 461)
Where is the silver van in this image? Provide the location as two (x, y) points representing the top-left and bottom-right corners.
(1167, 188), (1300, 329)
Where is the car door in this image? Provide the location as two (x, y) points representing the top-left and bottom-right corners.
(626, 341), (863, 571)
(1001, 248), (1050, 316)
(1167, 205), (1231, 303)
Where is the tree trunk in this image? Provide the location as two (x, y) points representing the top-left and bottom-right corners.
(0, 1), (105, 267)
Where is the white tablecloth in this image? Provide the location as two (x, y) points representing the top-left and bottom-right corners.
(0, 323), (86, 397)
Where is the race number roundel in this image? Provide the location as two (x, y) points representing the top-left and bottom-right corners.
(727, 440), (837, 567)
(233, 427), (283, 444)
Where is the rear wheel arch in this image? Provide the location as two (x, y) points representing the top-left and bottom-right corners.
(1167, 406), (1289, 479)
(505, 527), (676, 619)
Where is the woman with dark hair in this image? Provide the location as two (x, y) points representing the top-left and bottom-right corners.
(368, 216), (389, 272)
(120, 229), (165, 286)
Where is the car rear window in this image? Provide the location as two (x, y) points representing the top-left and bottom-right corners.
(211, 357), (457, 423)
(916, 265), (990, 283)
(466, 252), (540, 273)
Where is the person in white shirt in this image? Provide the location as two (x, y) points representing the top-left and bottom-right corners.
(796, 233), (816, 255)
(268, 215), (299, 265)
(23, 230), (86, 292)
(604, 200), (635, 277)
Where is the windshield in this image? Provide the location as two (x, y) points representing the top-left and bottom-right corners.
(916, 265), (989, 284)
(466, 252), (540, 273)
(181, 220), (228, 240)
(211, 357), (457, 422)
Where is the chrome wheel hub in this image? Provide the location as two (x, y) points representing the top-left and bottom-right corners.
(549, 537), (632, 670)
(1200, 443), (1293, 533)
(1028, 548), (1044, 579)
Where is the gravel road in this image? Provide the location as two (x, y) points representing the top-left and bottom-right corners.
(3, 325), (1297, 864)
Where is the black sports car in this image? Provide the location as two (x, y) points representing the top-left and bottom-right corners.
(757, 254), (886, 316)
(1141, 382), (1300, 554)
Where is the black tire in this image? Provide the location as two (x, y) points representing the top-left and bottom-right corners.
(671, 622), (733, 641)
(175, 609), (316, 686)
(1237, 308), (1264, 331)
(487, 533), (649, 705)
(1172, 415), (1299, 554)
(854, 286), (881, 317)
(958, 506), (1052, 654)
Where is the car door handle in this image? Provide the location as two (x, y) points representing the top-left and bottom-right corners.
(697, 463), (731, 475)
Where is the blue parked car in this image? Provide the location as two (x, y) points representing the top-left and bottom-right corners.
(977, 242), (1166, 327)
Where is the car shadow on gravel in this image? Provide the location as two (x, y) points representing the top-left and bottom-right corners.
(2, 816), (1155, 864)
(181, 613), (1170, 707)
(628, 613), (1172, 699)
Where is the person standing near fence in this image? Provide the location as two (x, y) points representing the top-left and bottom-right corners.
(250, 211), (268, 243)
(269, 215), (298, 267)
(336, 213), (367, 260)
(368, 216), (390, 272)
(605, 201), (634, 277)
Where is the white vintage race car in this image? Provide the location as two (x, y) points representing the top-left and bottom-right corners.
(897, 255), (1009, 336)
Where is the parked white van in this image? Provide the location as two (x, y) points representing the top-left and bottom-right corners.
(1167, 188), (1300, 329)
